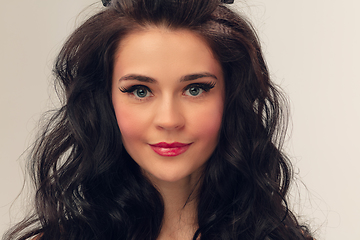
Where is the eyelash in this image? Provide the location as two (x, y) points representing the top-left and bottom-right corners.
(119, 85), (151, 94)
(119, 82), (216, 100)
(183, 82), (216, 97)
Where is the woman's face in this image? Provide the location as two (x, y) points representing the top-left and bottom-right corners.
(112, 27), (225, 184)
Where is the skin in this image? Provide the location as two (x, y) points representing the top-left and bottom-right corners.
(111, 27), (225, 239)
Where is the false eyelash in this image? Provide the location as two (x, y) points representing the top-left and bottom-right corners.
(184, 82), (216, 92)
(119, 81), (216, 98)
(119, 85), (152, 93)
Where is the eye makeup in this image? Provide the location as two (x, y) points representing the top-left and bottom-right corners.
(119, 85), (153, 99)
(183, 82), (216, 93)
(119, 81), (216, 100)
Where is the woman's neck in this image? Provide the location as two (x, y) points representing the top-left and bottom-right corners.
(158, 193), (198, 240)
(145, 173), (202, 240)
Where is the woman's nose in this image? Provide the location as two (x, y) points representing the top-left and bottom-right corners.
(153, 98), (185, 130)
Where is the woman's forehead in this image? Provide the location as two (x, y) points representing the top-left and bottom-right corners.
(112, 27), (223, 83)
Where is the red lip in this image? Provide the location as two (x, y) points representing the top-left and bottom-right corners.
(149, 142), (192, 157)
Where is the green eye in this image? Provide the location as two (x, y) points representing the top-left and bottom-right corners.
(184, 82), (215, 97)
(119, 85), (152, 99)
(134, 87), (149, 98)
(186, 87), (203, 96)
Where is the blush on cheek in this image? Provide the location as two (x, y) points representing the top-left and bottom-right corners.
(193, 107), (223, 139)
(205, 117), (222, 138)
(114, 107), (140, 139)
(118, 119), (141, 140)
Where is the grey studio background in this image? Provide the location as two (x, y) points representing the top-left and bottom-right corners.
(1, 0), (359, 239)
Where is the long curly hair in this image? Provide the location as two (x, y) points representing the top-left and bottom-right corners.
(3, 0), (313, 239)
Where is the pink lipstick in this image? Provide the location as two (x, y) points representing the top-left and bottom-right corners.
(149, 142), (192, 157)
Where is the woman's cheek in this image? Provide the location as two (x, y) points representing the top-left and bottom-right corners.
(114, 105), (144, 141)
(191, 102), (223, 139)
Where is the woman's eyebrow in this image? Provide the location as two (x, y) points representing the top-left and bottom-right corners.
(180, 72), (218, 82)
(119, 74), (156, 83)
(118, 72), (217, 83)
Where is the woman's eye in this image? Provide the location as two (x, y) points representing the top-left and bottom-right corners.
(184, 82), (216, 97)
(119, 85), (152, 99)
(184, 86), (204, 96)
(133, 87), (150, 98)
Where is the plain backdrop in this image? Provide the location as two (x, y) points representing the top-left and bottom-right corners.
(1, 0), (359, 239)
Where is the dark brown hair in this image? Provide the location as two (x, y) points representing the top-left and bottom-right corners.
(3, 0), (313, 239)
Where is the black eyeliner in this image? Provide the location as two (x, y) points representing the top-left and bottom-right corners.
(183, 82), (216, 92)
(119, 85), (151, 93)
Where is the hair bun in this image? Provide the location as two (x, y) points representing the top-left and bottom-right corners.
(102, 0), (111, 6)
(102, 0), (233, 7)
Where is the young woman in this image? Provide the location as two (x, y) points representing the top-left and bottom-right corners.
(4, 0), (314, 239)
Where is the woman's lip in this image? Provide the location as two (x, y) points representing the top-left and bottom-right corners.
(150, 142), (191, 148)
(149, 142), (192, 157)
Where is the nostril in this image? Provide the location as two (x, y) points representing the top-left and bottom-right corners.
(154, 108), (185, 130)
